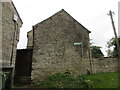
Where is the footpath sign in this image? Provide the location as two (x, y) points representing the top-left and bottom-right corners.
(74, 42), (82, 46)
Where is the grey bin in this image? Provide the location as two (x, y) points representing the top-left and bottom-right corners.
(2, 72), (10, 89)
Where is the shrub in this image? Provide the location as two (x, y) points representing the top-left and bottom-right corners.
(34, 72), (93, 88)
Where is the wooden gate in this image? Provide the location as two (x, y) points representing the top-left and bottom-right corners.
(14, 49), (33, 84)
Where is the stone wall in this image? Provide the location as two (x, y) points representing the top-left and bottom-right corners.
(32, 59), (91, 82)
(27, 30), (33, 49)
(31, 57), (118, 82)
(91, 57), (118, 73)
(1, 2), (22, 66)
(31, 9), (91, 82)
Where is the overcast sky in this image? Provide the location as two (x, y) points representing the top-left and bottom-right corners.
(11, 0), (119, 56)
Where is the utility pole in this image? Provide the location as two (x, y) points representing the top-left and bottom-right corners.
(108, 11), (118, 39)
(108, 10), (120, 87)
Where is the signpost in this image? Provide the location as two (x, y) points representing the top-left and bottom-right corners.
(74, 42), (82, 46)
(74, 42), (83, 58)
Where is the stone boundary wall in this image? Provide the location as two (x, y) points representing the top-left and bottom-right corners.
(31, 58), (91, 82)
(31, 57), (118, 82)
(91, 57), (118, 74)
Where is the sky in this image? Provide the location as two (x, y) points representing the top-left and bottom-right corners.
(11, 0), (119, 56)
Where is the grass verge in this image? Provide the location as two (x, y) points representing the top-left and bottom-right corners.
(85, 72), (119, 88)
(15, 72), (119, 88)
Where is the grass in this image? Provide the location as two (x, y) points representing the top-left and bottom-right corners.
(85, 72), (119, 88)
(18, 72), (119, 88)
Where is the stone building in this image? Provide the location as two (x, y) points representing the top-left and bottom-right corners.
(0, 1), (23, 66)
(27, 9), (91, 81)
(27, 30), (33, 49)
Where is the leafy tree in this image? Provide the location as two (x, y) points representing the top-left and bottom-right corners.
(106, 37), (120, 57)
(91, 46), (104, 58)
